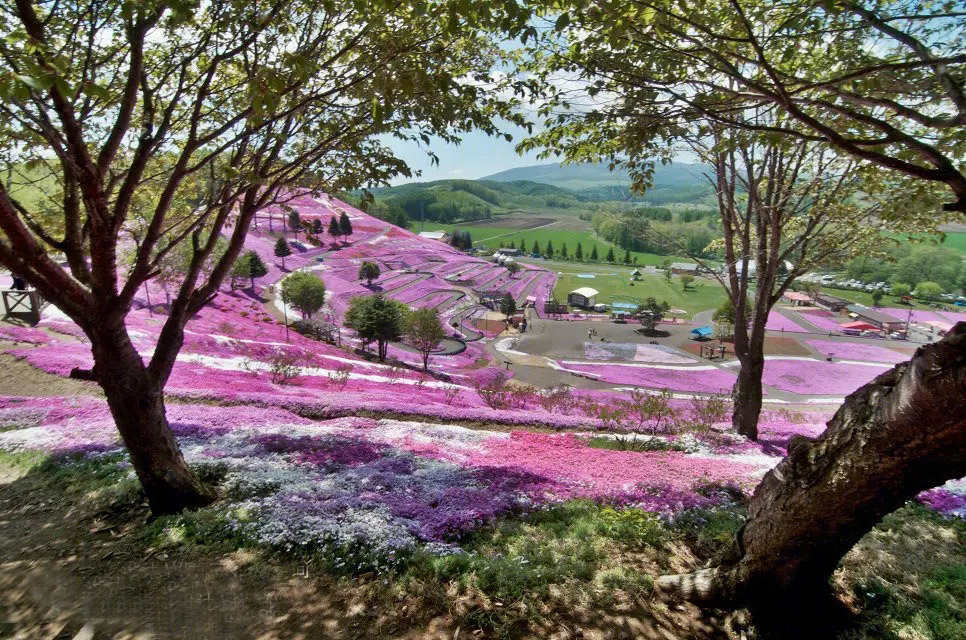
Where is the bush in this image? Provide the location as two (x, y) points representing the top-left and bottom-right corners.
(292, 317), (338, 343)
(267, 349), (302, 384)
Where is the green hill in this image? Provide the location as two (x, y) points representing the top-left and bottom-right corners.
(481, 161), (714, 204)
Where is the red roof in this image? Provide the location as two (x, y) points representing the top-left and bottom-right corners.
(841, 321), (878, 331)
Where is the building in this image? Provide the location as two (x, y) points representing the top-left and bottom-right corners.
(610, 300), (638, 320)
(418, 230), (449, 243)
(671, 262), (700, 275)
(845, 305), (905, 332)
(630, 268), (642, 281)
(814, 293), (851, 312)
(495, 248), (520, 256)
(782, 291), (812, 306)
(567, 287), (599, 308)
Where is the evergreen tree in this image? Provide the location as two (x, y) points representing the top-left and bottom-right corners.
(606, 247), (616, 262)
(623, 249), (631, 264)
(500, 293), (517, 319)
(339, 211), (353, 239)
(274, 237), (292, 269)
(545, 240), (554, 258)
(509, 240), (515, 250)
(312, 218), (323, 235)
(327, 216), (340, 243)
(590, 245), (598, 260)
(561, 243), (568, 259)
(288, 211), (301, 240)
(575, 243), (583, 260)
(231, 250), (268, 290)
(532, 240), (540, 254)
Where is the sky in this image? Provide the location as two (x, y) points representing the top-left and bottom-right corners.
(383, 122), (546, 185)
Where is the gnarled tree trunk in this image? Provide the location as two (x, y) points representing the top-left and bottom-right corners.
(658, 322), (966, 632)
(90, 322), (216, 515)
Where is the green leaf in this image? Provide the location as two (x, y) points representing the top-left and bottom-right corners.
(554, 12), (571, 31)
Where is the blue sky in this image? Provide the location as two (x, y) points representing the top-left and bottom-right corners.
(384, 122), (546, 185)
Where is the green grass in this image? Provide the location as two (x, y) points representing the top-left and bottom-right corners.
(418, 221), (693, 267)
(940, 231), (966, 253)
(552, 271), (727, 316)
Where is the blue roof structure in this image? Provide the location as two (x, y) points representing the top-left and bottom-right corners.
(611, 301), (638, 312)
(691, 326), (713, 336)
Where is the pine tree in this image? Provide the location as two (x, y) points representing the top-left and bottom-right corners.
(274, 237), (292, 269)
(561, 243), (568, 259)
(327, 216), (340, 243)
(532, 240), (540, 254)
(545, 240), (554, 258)
(311, 218), (323, 235)
(590, 245), (598, 260)
(575, 243), (583, 260)
(509, 240), (515, 250)
(623, 249), (631, 264)
(606, 247), (616, 262)
(339, 211), (353, 239)
(288, 210), (301, 240)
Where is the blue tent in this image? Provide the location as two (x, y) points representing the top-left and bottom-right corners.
(691, 326), (713, 337)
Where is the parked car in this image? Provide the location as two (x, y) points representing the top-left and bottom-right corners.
(843, 329), (862, 336)
(889, 332), (907, 340)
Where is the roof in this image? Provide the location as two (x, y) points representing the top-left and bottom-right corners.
(842, 321), (879, 331)
(630, 268), (642, 275)
(569, 287), (599, 298)
(671, 262), (698, 271)
(846, 305), (902, 324)
(783, 291), (812, 302)
(418, 231), (447, 240)
(611, 301), (638, 311)
(691, 326), (713, 336)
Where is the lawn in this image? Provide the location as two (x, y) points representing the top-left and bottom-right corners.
(552, 271), (728, 316)
(418, 221), (693, 267)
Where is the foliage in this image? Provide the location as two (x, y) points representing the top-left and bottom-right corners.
(339, 211), (353, 239)
(405, 307), (446, 370)
(637, 296), (670, 332)
(273, 237), (292, 269)
(281, 272), (327, 319)
(291, 317), (339, 344)
(504, 261), (521, 277)
(450, 229), (473, 250)
(358, 261), (381, 285)
(230, 250), (268, 290)
(499, 292), (517, 319)
(914, 281), (943, 301)
(267, 350), (302, 385)
(344, 294), (410, 360)
(679, 274), (694, 290)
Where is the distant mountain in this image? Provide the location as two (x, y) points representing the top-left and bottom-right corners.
(481, 162), (713, 204)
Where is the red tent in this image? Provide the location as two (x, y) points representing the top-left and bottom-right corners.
(841, 321), (879, 331)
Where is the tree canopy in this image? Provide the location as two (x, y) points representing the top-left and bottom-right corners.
(281, 271), (327, 319)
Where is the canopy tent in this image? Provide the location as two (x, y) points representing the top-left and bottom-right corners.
(691, 326), (713, 338)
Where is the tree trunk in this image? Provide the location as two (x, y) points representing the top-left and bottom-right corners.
(657, 322), (966, 633)
(90, 322), (216, 515)
(423, 351), (429, 370)
(731, 351), (764, 440)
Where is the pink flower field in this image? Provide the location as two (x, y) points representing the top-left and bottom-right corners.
(760, 358), (890, 395)
(561, 362), (737, 393)
(806, 340), (911, 364)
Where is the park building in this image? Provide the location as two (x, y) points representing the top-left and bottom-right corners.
(845, 305), (905, 332)
(567, 287), (599, 309)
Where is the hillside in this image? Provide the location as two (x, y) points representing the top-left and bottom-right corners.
(481, 161), (714, 204)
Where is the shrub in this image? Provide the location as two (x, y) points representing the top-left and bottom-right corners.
(267, 349), (301, 384)
(291, 317), (338, 343)
(685, 393), (728, 435)
(327, 364), (352, 390)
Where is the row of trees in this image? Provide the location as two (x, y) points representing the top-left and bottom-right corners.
(499, 238), (636, 264)
(450, 230), (474, 250)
